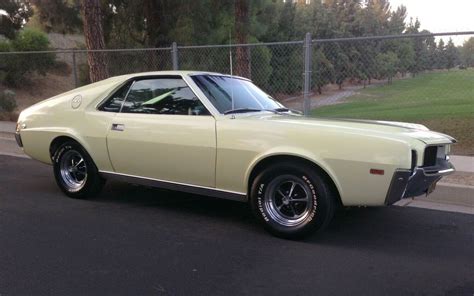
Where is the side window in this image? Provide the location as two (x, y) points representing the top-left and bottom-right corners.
(99, 81), (133, 112)
(120, 78), (210, 115)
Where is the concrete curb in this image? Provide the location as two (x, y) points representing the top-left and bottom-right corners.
(0, 121), (16, 134)
(395, 199), (474, 215)
(438, 182), (474, 190)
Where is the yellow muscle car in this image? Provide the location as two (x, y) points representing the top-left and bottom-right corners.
(15, 71), (456, 238)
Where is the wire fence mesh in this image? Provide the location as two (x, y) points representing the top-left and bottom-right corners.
(0, 31), (473, 153)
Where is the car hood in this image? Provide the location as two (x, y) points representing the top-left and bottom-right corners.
(236, 113), (456, 145)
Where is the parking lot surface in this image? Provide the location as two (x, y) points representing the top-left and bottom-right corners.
(1, 155), (473, 295)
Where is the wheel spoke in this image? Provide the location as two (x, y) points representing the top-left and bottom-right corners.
(288, 181), (296, 197)
(291, 196), (308, 201)
(276, 190), (286, 198)
(71, 171), (79, 181)
(74, 158), (84, 168)
(289, 203), (298, 217)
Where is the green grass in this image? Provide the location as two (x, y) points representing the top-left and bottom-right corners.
(312, 69), (474, 155)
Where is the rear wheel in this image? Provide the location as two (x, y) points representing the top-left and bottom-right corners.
(52, 141), (104, 199)
(250, 161), (336, 239)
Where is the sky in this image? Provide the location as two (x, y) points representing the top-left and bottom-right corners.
(389, 0), (474, 45)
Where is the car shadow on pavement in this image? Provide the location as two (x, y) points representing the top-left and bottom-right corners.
(92, 181), (473, 254)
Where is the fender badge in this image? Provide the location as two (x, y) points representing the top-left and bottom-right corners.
(71, 95), (82, 109)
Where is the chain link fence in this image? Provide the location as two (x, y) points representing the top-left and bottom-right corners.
(0, 31), (473, 154)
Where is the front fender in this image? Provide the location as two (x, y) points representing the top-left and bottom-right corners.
(244, 146), (343, 200)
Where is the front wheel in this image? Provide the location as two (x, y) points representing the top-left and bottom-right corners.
(250, 161), (336, 239)
(52, 141), (104, 199)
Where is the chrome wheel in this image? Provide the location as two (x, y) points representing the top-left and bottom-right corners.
(264, 175), (314, 227)
(59, 150), (88, 191)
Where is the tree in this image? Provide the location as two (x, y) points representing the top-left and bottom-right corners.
(234, 0), (251, 78)
(425, 34), (437, 70)
(395, 41), (415, 76)
(387, 5), (407, 34)
(332, 48), (351, 89)
(0, 0), (33, 39)
(30, 0), (82, 34)
(81, 0), (108, 82)
(435, 39), (447, 69)
(406, 18), (424, 75)
(445, 38), (459, 70)
(312, 48), (334, 94)
(461, 37), (474, 67)
(376, 51), (399, 84)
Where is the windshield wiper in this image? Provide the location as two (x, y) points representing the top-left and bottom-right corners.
(273, 107), (303, 115)
(224, 108), (278, 115)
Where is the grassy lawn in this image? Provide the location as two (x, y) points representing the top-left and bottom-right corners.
(312, 69), (474, 155)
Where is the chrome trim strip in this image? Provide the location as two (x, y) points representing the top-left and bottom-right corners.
(99, 171), (247, 202)
(437, 168), (455, 174)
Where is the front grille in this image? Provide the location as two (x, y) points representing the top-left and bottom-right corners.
(423, 146), (438, 167)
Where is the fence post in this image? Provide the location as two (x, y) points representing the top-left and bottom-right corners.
(72, 49), (78, 88)
(171, 42), (179, 70)
(303, 32), (312, 116)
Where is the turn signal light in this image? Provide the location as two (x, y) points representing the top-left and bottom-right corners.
(370, 169), (384, 175)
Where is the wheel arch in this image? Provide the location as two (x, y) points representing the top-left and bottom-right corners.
(246, 154), (343, 207)
(49, 134), (90, 160)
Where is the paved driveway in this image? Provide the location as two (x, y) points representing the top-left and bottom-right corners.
(1, 155), (473, 295)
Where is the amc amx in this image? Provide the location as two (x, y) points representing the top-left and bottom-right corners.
(16, 71), (456, 238)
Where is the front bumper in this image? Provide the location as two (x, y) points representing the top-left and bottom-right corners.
(15, 132), (23, 148)
(385, 160), (455, 205)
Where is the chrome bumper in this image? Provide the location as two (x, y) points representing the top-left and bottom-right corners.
(385, 160), (455, 205)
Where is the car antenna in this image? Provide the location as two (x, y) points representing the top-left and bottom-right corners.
(229, 30), (235, 110)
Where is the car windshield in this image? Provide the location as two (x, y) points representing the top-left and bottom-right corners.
(191, 75), (283, 114)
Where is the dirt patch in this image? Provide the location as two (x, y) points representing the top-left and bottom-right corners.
(0, 72), (75, 112)
(281, 80), (391, 111)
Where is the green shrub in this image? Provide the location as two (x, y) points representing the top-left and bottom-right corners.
(0, 40), (11, 52)
(0, 90), (17, 112)
(250, 38), (273, 91)
(1, 28), (56, 86)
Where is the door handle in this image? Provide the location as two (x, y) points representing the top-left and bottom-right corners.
(111, 123), (125, 131)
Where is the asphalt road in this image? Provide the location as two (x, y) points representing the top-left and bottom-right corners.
(1, 155), (473, 296)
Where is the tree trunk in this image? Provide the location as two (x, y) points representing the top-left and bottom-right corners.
(234, 0), (251, 78)
(143, 0), (162, 47)
(81, 0), (108, 82)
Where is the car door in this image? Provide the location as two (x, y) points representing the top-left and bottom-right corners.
(104, 76), (216, 188)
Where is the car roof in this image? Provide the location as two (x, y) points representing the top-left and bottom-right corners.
(112, 71), (250, 81)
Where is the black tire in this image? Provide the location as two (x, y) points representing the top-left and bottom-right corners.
(250, 161), (336, 239)
(52, 141), (105, 199)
